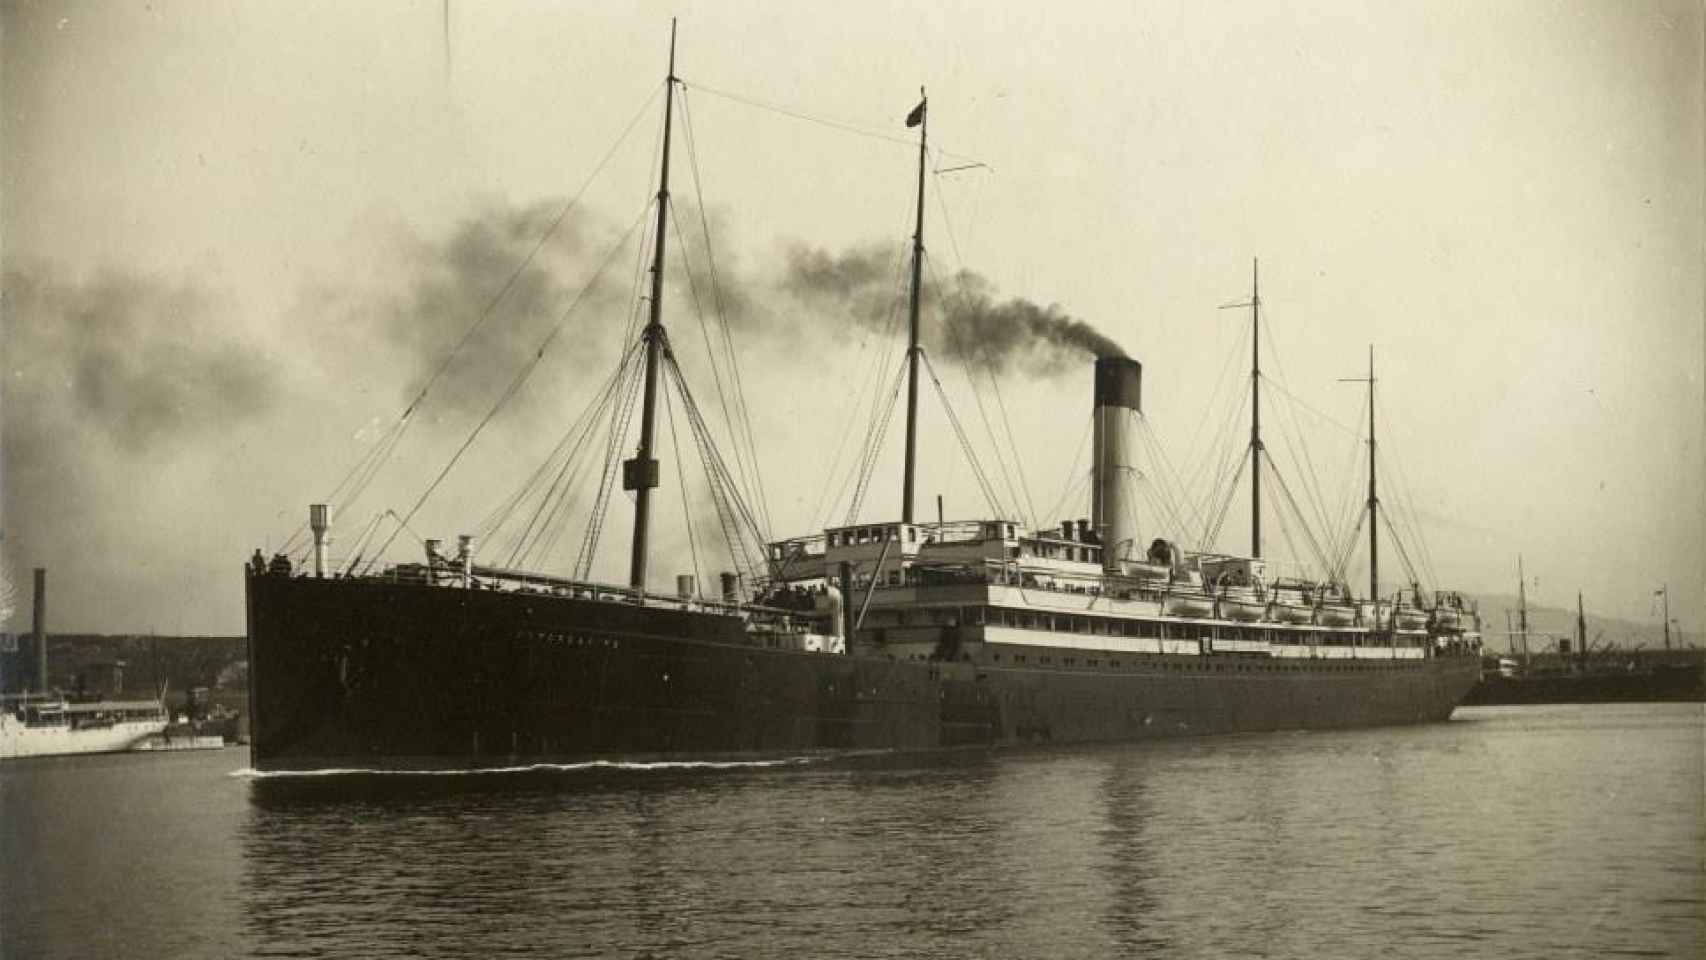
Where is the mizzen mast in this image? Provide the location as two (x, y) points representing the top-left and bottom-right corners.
(1340, 346), (1380, 601)
(900, 89), (927, 525)
(626, 20), (679, 592)
(1366, 346), (1378, 602)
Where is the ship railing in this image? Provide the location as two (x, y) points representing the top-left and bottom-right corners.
(0, 692), (66, 707)
(272, 555), (776, 618)
(766, 533), (827, 561)
(907, 559), (1176, 606)
(466, 563), (768, 616)
(922, 520), (1002, 544)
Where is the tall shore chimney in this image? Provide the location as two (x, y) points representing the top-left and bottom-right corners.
(1091, 357), (1142, 573)
(32, 568), (47, 691)
(309, 504), (330, 578)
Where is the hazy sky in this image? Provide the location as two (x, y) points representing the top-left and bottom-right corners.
(3, 0), (1701, 639)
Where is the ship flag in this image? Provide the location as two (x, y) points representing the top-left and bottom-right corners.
(905, 99), (925, 127)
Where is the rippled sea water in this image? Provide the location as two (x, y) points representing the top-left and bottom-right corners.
(3, 703), (1701, 959)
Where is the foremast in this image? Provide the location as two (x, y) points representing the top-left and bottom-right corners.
(626, 21), (679, 592)
(900, 89), (927, 524)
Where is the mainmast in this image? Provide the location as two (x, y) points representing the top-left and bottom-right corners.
(1218, 258), (1263, 557)
(900, 89), (927, 525)
(626, 20), (679, 593)
(1249, 259), (1262, 558)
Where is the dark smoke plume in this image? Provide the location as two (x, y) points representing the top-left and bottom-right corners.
(939, 271), (1126, 372)
(310, 199), (624, 421)
(779, 243), (1125, 375)
(1, 265), (285, 631)
(3, 266), (279, 457)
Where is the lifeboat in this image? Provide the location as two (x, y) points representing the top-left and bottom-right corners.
(1433, 608), (1462, 629)
(1163, 594), (1214, 618)
(1316, 604), (1356, 627)
(1394, 607), (1428, 631)
(1272, 603), (1314, 625)
(1218, 597), (1267, 622)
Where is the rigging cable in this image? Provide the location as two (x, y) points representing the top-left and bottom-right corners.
(1375, 392), (1442, 588)
(806, 231), (913, 533)
(920, 253), (1030, 527)
(845, 353), (911, 524)
(920, 350), (1008, 518)
(575, 330), (649, 581)
(986, 368), (1041, 529)
(1201, 446), (1249, 550)
(285, 82), (665, 555)
(1132, 419), (1200, 547)
(682, 79), (983, 164)
(677, 90), (773, 540)
(364, 202), (654, 572)
(1262, 455), (1335, 575)
(1042, 413), (1092, 527)
(500, 341), (641, 568)
(1259, 315), (1355, 551)
(663, 367), (704, 591)
(663, 344), (769, 581)
(1196, 382), (1252, 548)
(337, 510), (389, 577)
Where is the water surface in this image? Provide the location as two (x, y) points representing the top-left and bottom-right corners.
(3, 704), (1700, 958)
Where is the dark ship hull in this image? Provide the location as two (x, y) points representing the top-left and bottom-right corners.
(1463, 666), (1705, 706)
(246, 573), (1481, 771)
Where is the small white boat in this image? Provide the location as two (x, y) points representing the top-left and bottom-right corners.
(1, 695), (169, 760)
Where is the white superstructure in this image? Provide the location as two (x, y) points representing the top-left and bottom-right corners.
(0, 695), (168, 760)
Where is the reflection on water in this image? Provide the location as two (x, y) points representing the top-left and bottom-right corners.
(4, 705), (1701, 959)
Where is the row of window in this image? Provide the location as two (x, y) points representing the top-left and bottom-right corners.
(863, 605), (1405, 647)
(824, 525), (918, 548)
(988, 652), (1410, 672)
(1023, 540), (1102, 564)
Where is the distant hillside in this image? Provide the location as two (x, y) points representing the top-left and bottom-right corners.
(0, 633), (246, 697)
(1467, 592), (1694, 655)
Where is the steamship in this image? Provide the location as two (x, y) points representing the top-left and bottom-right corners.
(245, 28), (1483, 771)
